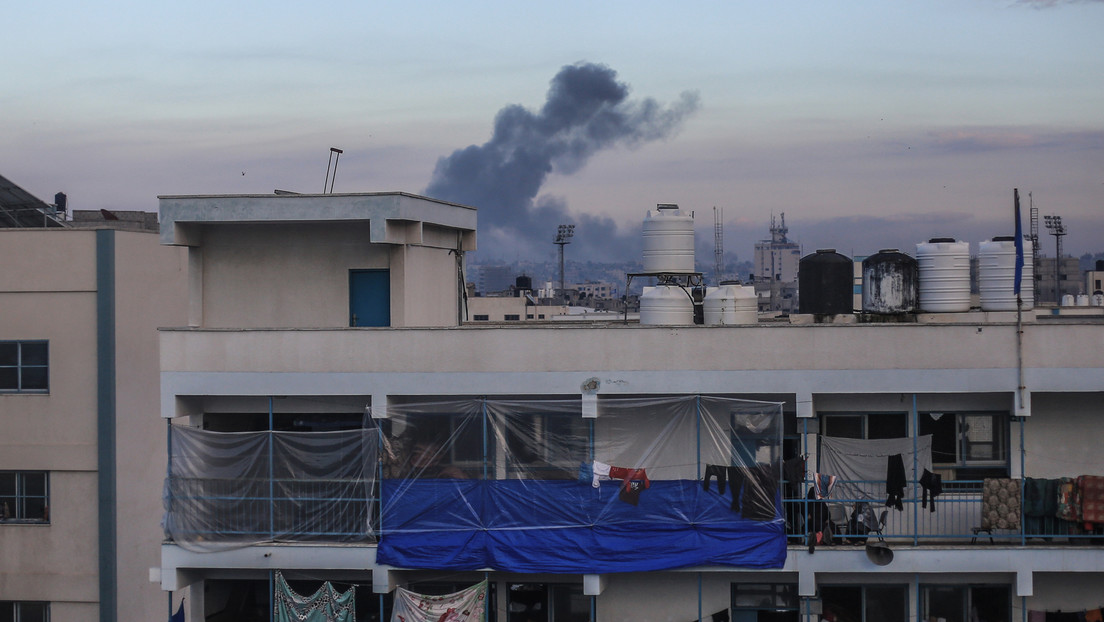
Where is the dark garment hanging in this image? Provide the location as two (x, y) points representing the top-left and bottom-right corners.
(711, 610), (730, 622)
(703, 464), (728, 495)
(783, 456), (806, 486)
(920, 469), (942, 512)
(1046, 611), (1081, 622)
(728, 463), (778, 521)
(885, 453), (906, 511)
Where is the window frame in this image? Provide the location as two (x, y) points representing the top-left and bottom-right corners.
(819, 411), (908, 440)
(920, 583), (1010, 622)
(0, 471), (49, 524)
(918, 411), (1010, 479)
(0, 341), (49, 394)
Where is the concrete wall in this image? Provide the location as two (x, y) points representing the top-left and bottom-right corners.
(196, 222), (458, 328)
(113, 231), (188, 622)
(0, 229), (187, 622)
(0, 230), (100, 615)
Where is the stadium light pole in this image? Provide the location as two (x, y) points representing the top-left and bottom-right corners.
(554, 224), (575, 302)
(1043, 214), (1066, 304)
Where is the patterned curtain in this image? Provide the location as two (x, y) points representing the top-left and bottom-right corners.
(274, 570), (355, 622)
(390, 581), (487, 622)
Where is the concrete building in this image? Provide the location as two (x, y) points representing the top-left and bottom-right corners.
(156, 193), (1104, 622)
(1034, 256), (1082, 304)
(1, 216), (187, 622)
(753, 214), (801, 313)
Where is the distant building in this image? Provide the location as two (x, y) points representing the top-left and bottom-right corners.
(753, 213), (801, 313)
(1035, 256), (1082, 303)
(572, 280), (618, 299)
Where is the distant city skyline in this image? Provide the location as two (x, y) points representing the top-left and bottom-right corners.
(3, 1), (1102, 260)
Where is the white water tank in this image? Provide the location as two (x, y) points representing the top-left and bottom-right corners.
(1076, 294), (1090, 307)
(978, 237), (1034, 311)
(640, 285), (695, 325)
(1061, 294), (1075, 307)
(703, 282), (758, 325)
(916, 238), (971, 312)
(1093, 294), (1104, 307)
(642, 204), (695, 273)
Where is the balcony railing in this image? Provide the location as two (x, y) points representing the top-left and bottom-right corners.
(163, 475), (1103, 548)
(783, 479), (1101, 545)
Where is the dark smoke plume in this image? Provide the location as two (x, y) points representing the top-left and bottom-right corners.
(425, 62), (700, 261)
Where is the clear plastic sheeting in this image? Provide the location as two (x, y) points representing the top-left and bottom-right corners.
(163, 426), (379, 551)
(376, 395), (786, 573)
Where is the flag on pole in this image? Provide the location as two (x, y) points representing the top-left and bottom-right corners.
(1014, 189), (1024, 296)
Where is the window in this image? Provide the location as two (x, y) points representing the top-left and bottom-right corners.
(0, 601), (49, 622)
(819, 585), (907, 622)
(507, 583), (588, 622)
(731, 583), (798, 621)
(821, 412), (907, 439)
(504, 314), (520, 321)
(0, 472), (48, 523)
(473, 315), (489, 321)
(921, 585), (1009, 622)
(918, 412), (1009, 481)
(0, 341), (48, 393)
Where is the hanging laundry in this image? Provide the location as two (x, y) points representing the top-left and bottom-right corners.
(980, 478), (1021, 531)
(703, 464), (728, 494)
(274, 571), (355, 622)
(1077, 475), (1104, 529)
(391, 581), (487, 622)
(885, 454), (906, 511)
(920, 469), (942, 512)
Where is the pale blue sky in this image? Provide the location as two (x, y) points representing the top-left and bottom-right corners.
(3, 0), (1102, 260)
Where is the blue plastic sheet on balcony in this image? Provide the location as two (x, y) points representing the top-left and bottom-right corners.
(375, 395), (787, 573)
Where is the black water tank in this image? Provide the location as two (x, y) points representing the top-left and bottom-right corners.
(862, 249), (918, 314)
(799, 249), (854, 315)
(515, 275), (533, 291)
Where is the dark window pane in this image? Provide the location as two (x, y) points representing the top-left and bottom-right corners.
(868, 413), (907, 439)
(21, 367), (48, 390)
(20, 342), (48, 366)
(0, 343), (17, 366)
(22, 473), (46, 496)
(0, 369), (17, 390)
(919, 414), (958, 464)
(820, 586), (861, 621)
(0, 602), (13, 622)
(866, 586), (908, 622)
(823, 416), (863, 439)
(0, 474), (15, 496)
(970, 586), (1010, 622)
(924, 586), (966, 622)
(19, 602), (48, 622)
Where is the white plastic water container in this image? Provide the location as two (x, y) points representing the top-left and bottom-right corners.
(978, 237), (1034, 311)
(1061, 294), (1075, 307)
(1076, 294), (1090, 307)
(916, 238), (971, 312)
(703, 283), (758, 325)
(642, 204), (695, 273)
(640, 285), (695, 325)
(1093, 294), (1104, 307)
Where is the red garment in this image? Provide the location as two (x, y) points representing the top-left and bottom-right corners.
(608, 466), (651, 490)
(1078, 475), (1104, 527)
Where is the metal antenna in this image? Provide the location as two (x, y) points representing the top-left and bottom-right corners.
(713, 207), (724, 284)
(324, 147), (344, 193)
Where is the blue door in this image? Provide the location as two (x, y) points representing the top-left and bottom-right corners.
(349, 269), (390, 327)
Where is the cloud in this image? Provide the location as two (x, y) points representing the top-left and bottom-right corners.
(424, 61), (700, 261)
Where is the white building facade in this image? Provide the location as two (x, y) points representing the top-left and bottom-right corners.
(157, 194), (1104, 622)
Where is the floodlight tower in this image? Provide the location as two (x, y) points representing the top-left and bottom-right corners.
(1043, 214), (1066, 304)
(555, 224), (575, 301)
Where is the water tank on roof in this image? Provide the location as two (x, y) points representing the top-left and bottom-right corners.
(1061, 294), (1075, 307)
(640, 285), (695, 325)
(1076, 294), (1090, 307)
(799, 249), (854, 315)
(642, 204), (695, 273)
(916, 238), (971, 312)
(978, 237), (1034, 311)
(703, 282), (758, 325)
(862, 249), (918, 314)
(515, 275), (533, 291)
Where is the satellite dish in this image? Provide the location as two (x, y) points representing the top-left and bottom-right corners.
(866, 540), (894, 566)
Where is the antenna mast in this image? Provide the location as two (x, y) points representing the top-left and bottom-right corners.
(713, 207), (724, 284)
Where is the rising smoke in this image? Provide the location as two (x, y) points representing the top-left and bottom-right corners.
(424, 62), (700, 262)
